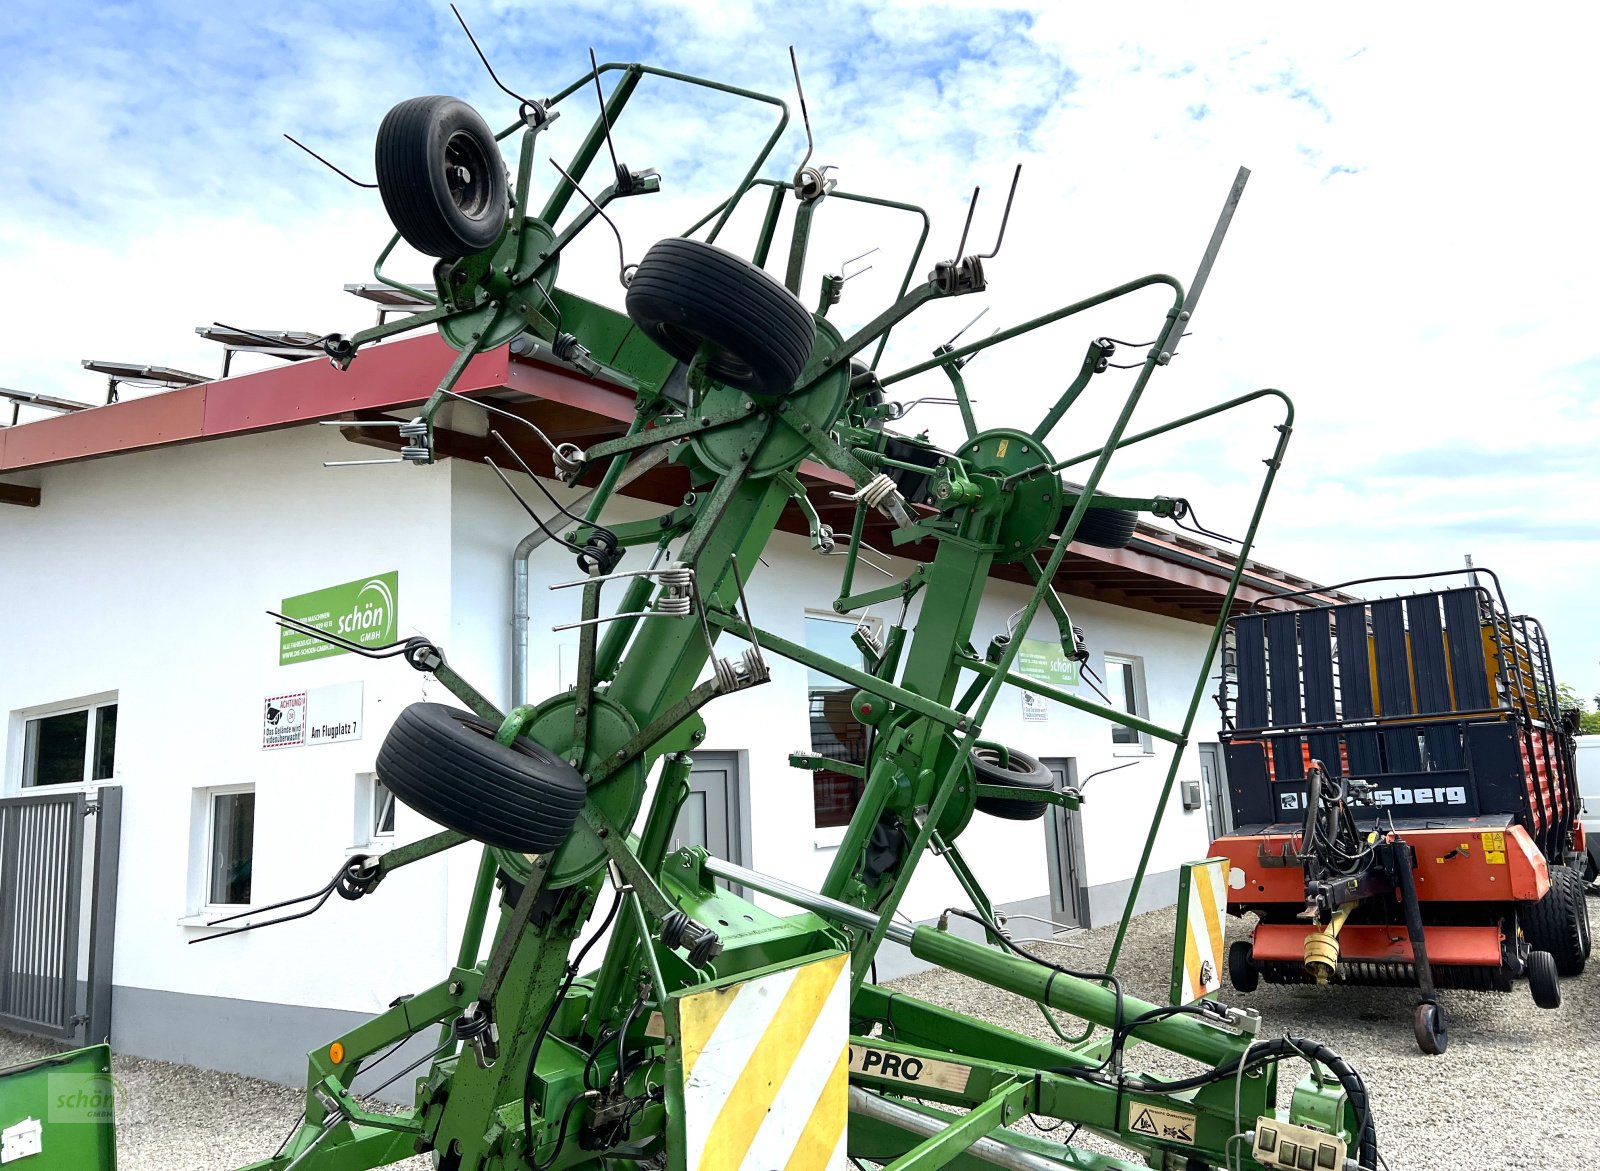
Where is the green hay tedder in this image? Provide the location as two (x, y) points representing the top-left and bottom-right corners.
(6, 28), (1385, 1171)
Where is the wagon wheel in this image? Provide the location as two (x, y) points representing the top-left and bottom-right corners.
(625, 238), (816, 396)
(1525, 866), (1588, 976)
(375, 96), (509, 259)
(375, 703), (585, 853)
(970, 744), (1053, 821)
(1228, 939), (1259, 993)
(1526, 948), (1561, 1010)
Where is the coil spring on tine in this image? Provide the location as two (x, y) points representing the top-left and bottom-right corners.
(860, 473), (897, 509)
(713, 647), (769, 691)
(656, 562), (694, 615)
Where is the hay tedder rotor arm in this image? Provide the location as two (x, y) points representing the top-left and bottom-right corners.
(190, 38), (1380, 1171)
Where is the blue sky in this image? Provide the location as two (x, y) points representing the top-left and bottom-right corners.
(3, 1), (1597, 700)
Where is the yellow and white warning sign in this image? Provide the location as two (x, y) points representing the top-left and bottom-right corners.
(1171, 858), (1228, 1004)
(675, 952), (850, 1171)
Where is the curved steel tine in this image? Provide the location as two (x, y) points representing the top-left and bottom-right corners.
(944, 307), (989, 348)
(589, 47), (624, 182)
(954, 186), (979, 259)
(451, 3), (537, 110)
(973, 165), (1022, 260)
(549, 158), (633, 286)
(841, 247), (879, 282)
(267, 611), (412, 659)
(188, 857), (353, 943)
(281, 136), (377, 189)
(789, 46), (815, 175)
(439, 389), (562, 456)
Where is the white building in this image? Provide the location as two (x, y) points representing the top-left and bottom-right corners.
(0, 335), (1337, 1088)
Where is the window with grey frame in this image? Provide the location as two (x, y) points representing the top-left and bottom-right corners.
(21, 700), (117, 788)
(208, 788), (256, 906)
(1104, 654), (1152, 750)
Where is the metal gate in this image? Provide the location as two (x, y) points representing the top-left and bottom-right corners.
(0, 787), (121, 1042)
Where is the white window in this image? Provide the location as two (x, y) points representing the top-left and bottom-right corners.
(205, 786), (256, 907)
(19, 697), (117, 789)
(1105, 654), (1153, 753)
(355, 773), (396, 847)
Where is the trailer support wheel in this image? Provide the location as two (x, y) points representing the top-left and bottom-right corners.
(1228, 939), (1259, 993)
(1412, 1001), (1448, 1055)
(1526, 949), (1561, 1009)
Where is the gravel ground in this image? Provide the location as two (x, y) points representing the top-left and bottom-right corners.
(892, 895), (1600, 1171)
(2, 897), (1595, 1170)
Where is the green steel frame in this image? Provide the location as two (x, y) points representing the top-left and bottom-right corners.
(204, 52), (1362, 1171)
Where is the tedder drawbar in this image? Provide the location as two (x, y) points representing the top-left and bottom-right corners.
(1210, 571), (1590, 1054)
(28, 28), (1389, 1171)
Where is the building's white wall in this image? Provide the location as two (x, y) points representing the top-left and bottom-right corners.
(0, 425), (461, 1016)
(1, 428), (1226, 1028)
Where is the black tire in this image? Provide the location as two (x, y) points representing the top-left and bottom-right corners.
(625, 238), (815, 396)
(1228, 939), (1259, 993)
(1527, 948), (1561, 1009)
(1055, 487), (1138, 550)
(375, 703), (585, 853)
(970, 745), (1053, 821)
(1571, 865), (1594, 961)
(1526, 866), (1588, 976)
(1412, 1001), (1448, 1056)
(375, 96), (508, 259)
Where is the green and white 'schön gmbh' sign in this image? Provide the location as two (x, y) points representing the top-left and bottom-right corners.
(1015, 638), (1080, 688)
(279, 572), (398, 665)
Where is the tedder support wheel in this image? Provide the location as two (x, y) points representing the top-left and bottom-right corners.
(1526, 949), (1562, 1010)
(625, 238), (816, 396)
(1526, 866), (1589, 976)
(1412, 1001), (1449, 1056)
(1228, 939), (1259, 993)
(970, 745), (1053, 821)
(1055, 494), (1138, 550)
(375, 96), (509, 259)
(375, 702), (585, 853)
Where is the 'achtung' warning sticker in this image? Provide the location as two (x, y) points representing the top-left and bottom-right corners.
(1127, 1101), (1197, 1145)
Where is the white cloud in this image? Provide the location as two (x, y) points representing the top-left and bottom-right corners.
(2, 0), (1596, 696)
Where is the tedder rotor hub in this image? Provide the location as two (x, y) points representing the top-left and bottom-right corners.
(438, 218), (560, 352)
(686, 319), (851, 479)
(523, 691), (644, 889)
(960, 428), (1059, 563)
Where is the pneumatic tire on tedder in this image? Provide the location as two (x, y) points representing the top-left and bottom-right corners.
(970, 745), (1053, 821)
(1055, 494), (1139, 550)
(625, 238), (816, 396)
(376, 702), (586, 853)
(375, 96), (509, 259)
(1526, 865), (1589, 976)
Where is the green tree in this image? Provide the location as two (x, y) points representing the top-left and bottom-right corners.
(1555, 682), (1600, 735)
